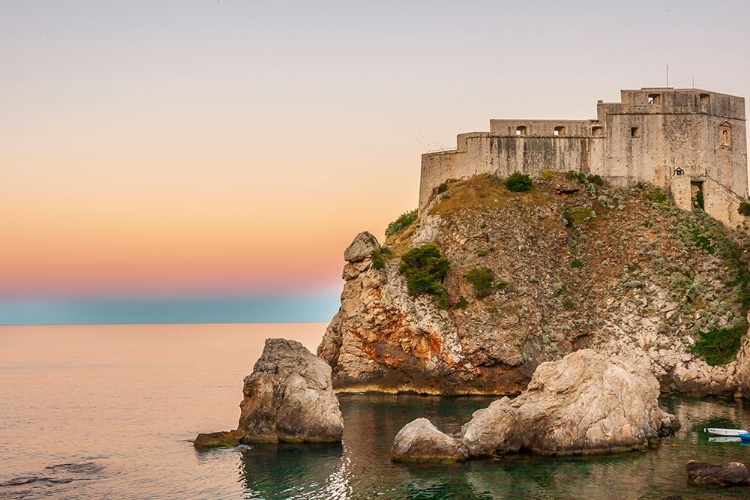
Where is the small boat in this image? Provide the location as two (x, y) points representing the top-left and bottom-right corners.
(704, 427), (749, 437)
(708, 436), (741, 443)
(740, 433), (750, 443)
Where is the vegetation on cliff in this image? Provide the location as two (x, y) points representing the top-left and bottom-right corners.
(320, 171), (750, 396)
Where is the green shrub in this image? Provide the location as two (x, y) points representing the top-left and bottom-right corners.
(386, 209), (417, 237)
(436, 182), (448, 194)
(641, 186), (668, 205)
(464, 267), (495, 299)
(739, 199), (750, 216)
(454, 296), (468, 309)
(504, 172), (532, 192)
(571, 258), (584, 269)
(586, 174), (604, 185)
(694, 190), (705, 210)
(690, 322), (747, 366)
(563, 206), (596, 227)
(399, 244), (450, 308)
(371, 249), (385, 270)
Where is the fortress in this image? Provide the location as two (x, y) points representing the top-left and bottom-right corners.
(419, 87), (748, 228)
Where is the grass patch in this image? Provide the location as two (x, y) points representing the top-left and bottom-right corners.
(739, 199), (750, 216)
(504, 172), (532, 192)
(399, 244), (450, 308)
(464, 267), (495, 299)
(436, 182), (448, 194)
(563, 206), (596, 227)
(386, 209), (417, 237)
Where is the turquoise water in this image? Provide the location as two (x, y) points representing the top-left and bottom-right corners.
(2, 324), (750, 499)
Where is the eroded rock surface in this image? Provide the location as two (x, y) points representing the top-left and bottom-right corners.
(686, 460), (750, 486)
(319, 176), (750, 397)
(391, 418), (468, 462)
(195, 338), (343, 447)
(392, 350), (678, 461)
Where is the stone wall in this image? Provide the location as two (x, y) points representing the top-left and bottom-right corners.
(419, 87), (749, 229)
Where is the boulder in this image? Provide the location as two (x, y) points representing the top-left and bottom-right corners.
(391, 418), (468, 462)
(686, 460), (750, 486)
(343, 231), (379, 263)
(194, 338), (343, 448)
(391, 349), (679, 460)
(194, 430), (244, 449)
(238, 338), (344, 443)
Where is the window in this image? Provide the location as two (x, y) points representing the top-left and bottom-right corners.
(553, 126), (565, 137)
(592, 126), (603, 137)
(699, 93), (710, 107)
(631, 127), (641, 138)
(647, 93), (661, 105)
(515, 126), (527, 137)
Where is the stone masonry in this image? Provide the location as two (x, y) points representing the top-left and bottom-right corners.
(420, 88), (748, 228)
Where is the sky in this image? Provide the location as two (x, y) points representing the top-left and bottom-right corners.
(2, 0), (750, 323)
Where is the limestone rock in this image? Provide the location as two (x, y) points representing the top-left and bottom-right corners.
(343, 231), (379, 263)
(238, 338), (344, 443)
(193, 430), (244, 449)
(391, 350), (679, 461)
(686, 460), (750, 486)
(319, 175), (750, 397)
(391, 418), (468, 462)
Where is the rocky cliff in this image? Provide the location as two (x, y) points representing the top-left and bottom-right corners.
(318, 173), (750, 396)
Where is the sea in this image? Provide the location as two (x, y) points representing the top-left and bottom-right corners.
(2, 323), (750, 499)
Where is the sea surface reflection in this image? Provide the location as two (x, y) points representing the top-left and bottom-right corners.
(236, 393), (750, 499)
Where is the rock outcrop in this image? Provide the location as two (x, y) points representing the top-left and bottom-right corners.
(195, 338), (343, 447)
(392, 349), (679, 461)
(319, 175), (750, 397)
(391, 418), (468, 462)
(686, 460), (750, 486)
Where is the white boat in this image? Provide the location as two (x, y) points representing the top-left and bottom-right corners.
(708, 436), (742, 443)
(704, 427), (749, 437)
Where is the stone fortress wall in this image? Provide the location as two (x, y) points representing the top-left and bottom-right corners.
(419, 88), (748, 228)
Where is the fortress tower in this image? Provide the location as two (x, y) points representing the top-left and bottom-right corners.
(419, 88), (748, 228)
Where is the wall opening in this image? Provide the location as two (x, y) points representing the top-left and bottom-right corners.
(631, 127), (641, 138)
(691, 181), (704, 210)
(647, 93), (661, 105)
(553, 126), (565, 137)
(699, 93), (710, 108)
(592, 126), (603, 137)
(515, 126), (527, 137)
(720, 122), (732, 147)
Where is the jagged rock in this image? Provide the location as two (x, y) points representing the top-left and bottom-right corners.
(391, 350), (679, 461)
(238, 338), (344, 443)
(391, 418), (468, 462)
(195, 338), (343, 448)
(343, 231), (379, 262)
(686, 460), (750, 486)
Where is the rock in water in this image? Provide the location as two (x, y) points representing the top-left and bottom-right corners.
(686, 460), (750, 486)
(392, 349), (679, 461)
(391, 418), (468, 462)
(238, 338), (344, 443)
(195, 338), (344, 448)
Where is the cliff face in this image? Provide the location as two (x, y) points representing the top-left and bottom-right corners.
(318, 174), (750, 396)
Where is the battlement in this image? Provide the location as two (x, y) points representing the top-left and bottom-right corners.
(419, 87), (748, 229)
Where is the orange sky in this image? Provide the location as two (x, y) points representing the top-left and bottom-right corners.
(2, 1), (749, 299)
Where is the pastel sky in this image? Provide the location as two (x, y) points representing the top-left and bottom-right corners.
(2, 1), (749, 315)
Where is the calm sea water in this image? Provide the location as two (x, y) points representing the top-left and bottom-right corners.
(2, 324), (750, 499)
